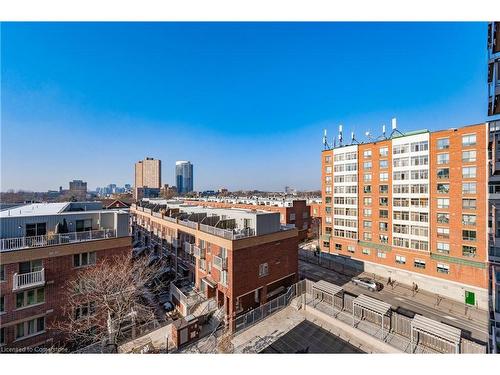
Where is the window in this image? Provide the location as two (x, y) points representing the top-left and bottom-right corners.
(462, 245), (477, 257)
(437, 213), (450, 224)
(363, 208), (372, 217)
(379, 172), (389, 181)
(379, 147), (388, 157)
(437, 263), (450, 274)
(462, 134), (476, 147)
(437, 138), (449, 150)
(363, 185), (372, 194)
(379, 222), (388, 232)
(462, 230), (477, 242)
(0, 265), (4, 282)
(437, 168), (449, 179)
(411, 155), (428, 166)
(462, 150), (477, 162)
(411, 141), (428, 152)
(395, 255), (406, 265)
(462, 167), (476, 179)
(462, 214), (476, 226)
(75, 301), (96, 320)
(363, 221), (372, 229)
(437, 242), (450, 254)
(363, 197), (372, 206)
(259, 263), (269, 277)
(16, 288), (45, 308)
(19, 260), (42, 274)
(379, 160), (388, 169)
(363, 150), (372, 158)
(437, 198), (450, 209)
(462, 199), (477, 210)
(363, 232), (372, 241)
(437, 183), (450, 194)
(347, 246), (355, 253)
(462, 182), (477, 194)
(379, 197), (389, 206)
(364, 173), (372, 182)
(15, 317), (45, 340)
(362, 248), (370, 255)
(393, 157), (409, 168)
(393, 144), (409, 154)
(377, 251), (386, 259)
(73, 252), (97, 268)
(335, 243), (342, 251)
(75, 219), (92, 232)
(25, 223), (47, 237)
(414, 259), (426, 269)
(379, 210), (388, 219)
(437, 227), (450, 239)
(437, 153), (449, 165)
(0, 295), (4, 313)
(363, 161), (372, 170)
(379, 234), (389, 243)
(325, 166), (332, 174)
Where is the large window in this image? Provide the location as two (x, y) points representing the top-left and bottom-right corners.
(462, 245), (477, 257)
(16, 288), (45, 309)
(462, 182), (477, 194)
(462, 166), (476, 179)
(0, 264), (4, 282)
(75, 219), (92, 232)
(462, 150), (477, 162)
(437, 183), (450, 194)
(462, 214), (477, 226)
(437, 227), (450, 239)
(437, 138), (449, 150)
(437, 168), (449, 179)
(25, 223), (47, 237)
(414, 259), (426, 269)
(437, 153), (449, 165)
(379, 209), (388, 219)
(73, 252), (97, 268)
(437, 198), (450, 209)
(437, 242), (450, 254)
(15, 317), (45, 340)
(379, 147), (389, 157)
(379, 172), (389, 181)
(462, 230), (477, 242)
(462, 134), (476, 147)
(19, 260), (42, 274)
(363, 161), (372, 170)
(462, 199), (477, 210)
(437, 263), (450, 274)
(75, 301), (97, 320)
(411, 141), (428, 152)
(363, 150), (372, 158)
(395, 255), (406, 265)
(437, 213), (450, 224)
(379, 160), (388, 169)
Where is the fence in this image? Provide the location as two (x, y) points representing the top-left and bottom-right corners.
(234, 285), (296, 333)
(298, 249), (363, 276)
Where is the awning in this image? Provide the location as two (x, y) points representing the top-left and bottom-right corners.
(312, 280), (343, 296)
(411, 314), (461, 345)
(202, 277), (217, 288)
(353, 294), (391, 316)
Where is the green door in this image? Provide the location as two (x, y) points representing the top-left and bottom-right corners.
(465, 291), (475, 306)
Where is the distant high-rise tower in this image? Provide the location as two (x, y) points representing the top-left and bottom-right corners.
(488, 22), (500, 116)
(134, 157), (161, 199)
(176, 161), (194, 194)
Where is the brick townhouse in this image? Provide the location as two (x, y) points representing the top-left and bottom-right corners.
(0, 202), (130, 350)
(130, 200), (299, 327)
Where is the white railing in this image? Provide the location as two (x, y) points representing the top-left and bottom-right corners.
(179, 220), (198, 230)
(13, 268), (45, 290)
(212, 255), (227, 271)
(1, 229), (117, 252)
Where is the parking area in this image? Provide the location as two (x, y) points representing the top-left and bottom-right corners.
(259, 320), (364, 354)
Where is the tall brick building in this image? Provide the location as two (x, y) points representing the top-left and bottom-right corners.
(0, 202), (131, 350)
(321, 123), (489, 309)
(130, 200), (298, 327)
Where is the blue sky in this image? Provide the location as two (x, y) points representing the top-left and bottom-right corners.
(0, 22), (489, 192)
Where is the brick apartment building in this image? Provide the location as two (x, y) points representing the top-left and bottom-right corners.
(130, 200), (298, 327)
(321, 123), (489, 309)
(0, 202), (130, 350)
(182, 197), (311, 241)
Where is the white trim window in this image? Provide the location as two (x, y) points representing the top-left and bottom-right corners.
(15, 317), (45, 340)
(437, 263), (450, 274)
(74, 252), (96, 268)
(462, 134), (476, 147)
(395, 255), (406, 264)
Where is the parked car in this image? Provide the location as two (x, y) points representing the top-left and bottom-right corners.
(351, 277), (383, 291)
(163, 301), (174, 312)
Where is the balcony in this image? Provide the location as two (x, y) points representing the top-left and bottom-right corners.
(1, 229), (117, 252)
(212, 255), (228, 271)
(13, 268), (45, 291)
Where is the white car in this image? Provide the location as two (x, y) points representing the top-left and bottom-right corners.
(351, 277), (382, 292)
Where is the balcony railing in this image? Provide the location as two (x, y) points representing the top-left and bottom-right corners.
(1, 229), (117, 252)
(13, 268), (45, 291)
(184, 242), (194, 255)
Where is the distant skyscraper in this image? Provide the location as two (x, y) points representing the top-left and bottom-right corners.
(176, 161), (193, 194)
(134, 157), (161, 199)
(68, 179), (87, 199)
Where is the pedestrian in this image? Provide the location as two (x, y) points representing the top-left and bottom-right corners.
(414, 284), (418, 294)
(412, 282), (416, 296)
(387, 276), (392, 285)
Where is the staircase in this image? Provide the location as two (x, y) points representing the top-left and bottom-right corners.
(191, 298), (217, 317)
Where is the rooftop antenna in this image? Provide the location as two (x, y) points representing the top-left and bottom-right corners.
(365, 131), (375, 142)
(322, 129), (332, 150)
(338, 124), (343, 147)
(389, 117), (404, 138)
(351, 131), (360, 144)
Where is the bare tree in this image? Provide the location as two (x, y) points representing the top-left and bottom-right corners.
(53, 253), (172, 352)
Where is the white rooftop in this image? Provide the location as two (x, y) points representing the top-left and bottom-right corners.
(0, 202), (70, 218)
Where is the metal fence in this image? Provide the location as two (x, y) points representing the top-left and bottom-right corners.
(234, 285), (296, 333)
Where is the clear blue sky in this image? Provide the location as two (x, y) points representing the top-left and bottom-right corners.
(0, 22), (489, 192)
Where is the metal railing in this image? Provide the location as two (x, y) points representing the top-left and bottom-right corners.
(1, 229), (117, 252)
(13, 268), (45, 290)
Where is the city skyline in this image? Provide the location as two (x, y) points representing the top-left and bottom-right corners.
(1, 22), (490, 192)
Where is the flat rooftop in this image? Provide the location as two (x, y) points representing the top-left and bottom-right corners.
(0, 201), (126, 218)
